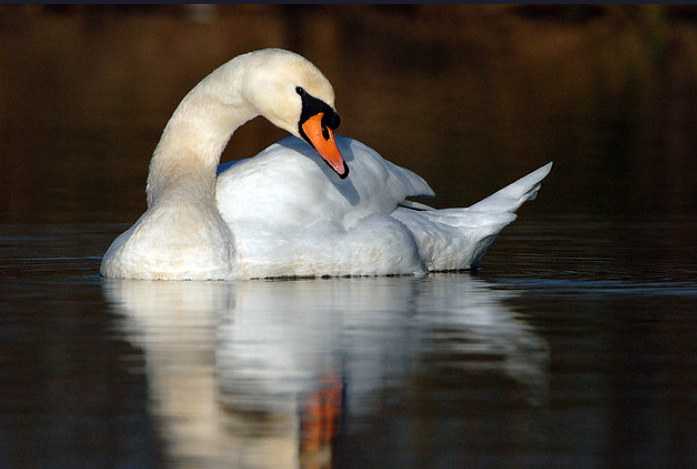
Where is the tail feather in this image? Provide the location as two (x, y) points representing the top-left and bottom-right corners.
(468, 162), (553, 214)
(393, 162), (552, 271)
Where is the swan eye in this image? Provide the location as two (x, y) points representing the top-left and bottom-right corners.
(295, 86), (306, 96)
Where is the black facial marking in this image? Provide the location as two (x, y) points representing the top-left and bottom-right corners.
(297, 88), (340, 135)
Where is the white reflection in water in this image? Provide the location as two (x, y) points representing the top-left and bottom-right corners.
(102, 275), (548, 468)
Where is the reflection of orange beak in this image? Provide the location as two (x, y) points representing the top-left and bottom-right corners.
(301, 113), (348, 178)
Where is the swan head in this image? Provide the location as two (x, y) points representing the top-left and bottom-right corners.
(242, 49), (348, 178)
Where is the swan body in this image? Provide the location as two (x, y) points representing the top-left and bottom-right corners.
(100, 48), (552, 280)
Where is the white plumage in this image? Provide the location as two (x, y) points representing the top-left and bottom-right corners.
(100, 49), (552, 280)
(217, 136), (551, 278)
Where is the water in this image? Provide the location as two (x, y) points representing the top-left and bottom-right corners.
(2, 6), (697, 468)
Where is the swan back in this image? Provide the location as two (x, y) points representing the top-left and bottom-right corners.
(216, 135), (434, 231)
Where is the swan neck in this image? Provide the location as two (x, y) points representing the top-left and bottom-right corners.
(146, 63), (257, 206)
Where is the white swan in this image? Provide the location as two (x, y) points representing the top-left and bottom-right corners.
(100, 48), (552, 280)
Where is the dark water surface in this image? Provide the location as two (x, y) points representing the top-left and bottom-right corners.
(2, 6), (697, 468)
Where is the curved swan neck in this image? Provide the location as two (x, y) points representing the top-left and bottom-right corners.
(146, 58), (258, 206)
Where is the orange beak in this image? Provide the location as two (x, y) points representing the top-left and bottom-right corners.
(301, 113), (348, 178)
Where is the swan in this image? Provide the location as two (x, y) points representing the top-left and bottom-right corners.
(100, 48), (552, 281)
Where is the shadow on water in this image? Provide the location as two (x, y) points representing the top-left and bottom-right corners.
(102, 275), (548, 468)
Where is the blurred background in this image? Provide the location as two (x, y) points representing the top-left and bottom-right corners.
(1, 4), (696, 224)
(3, 6), (697, 468)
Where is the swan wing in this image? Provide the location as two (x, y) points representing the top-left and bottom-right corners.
(214, 136), (435, 277)
(216, 136), (434, 229)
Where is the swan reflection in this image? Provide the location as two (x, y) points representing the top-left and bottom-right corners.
(102, 275), (548, 468)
